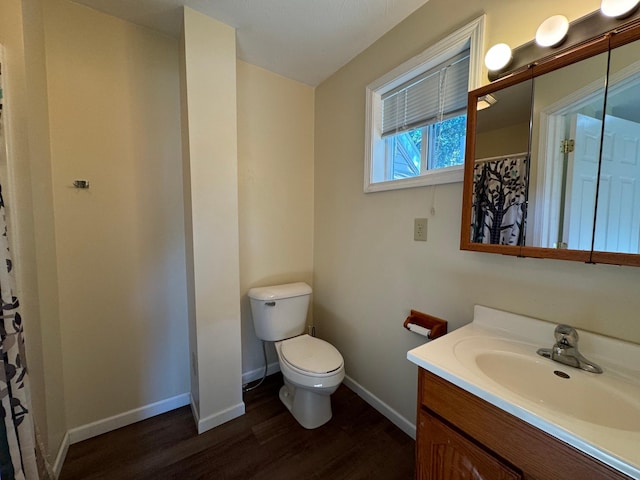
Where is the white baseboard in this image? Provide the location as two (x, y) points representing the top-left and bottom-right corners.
(197, 402), (245, 434)
(343, 375), (416, 439)
(242, 361), (280, 385)
(67, 393), (190, 444)
(52, 432), (69, 479)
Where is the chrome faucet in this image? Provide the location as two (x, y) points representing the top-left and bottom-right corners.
(537, 325), (603, 374)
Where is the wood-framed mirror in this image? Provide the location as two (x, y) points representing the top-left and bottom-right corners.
(461, 22), (640, 267)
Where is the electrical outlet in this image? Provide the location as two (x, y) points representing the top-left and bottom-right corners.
(414, 218), (428, 241)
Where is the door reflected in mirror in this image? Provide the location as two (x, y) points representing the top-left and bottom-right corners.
(527, 52), (609, 251)
(594, 40), (640, 254)
(471, 79), (532, 245)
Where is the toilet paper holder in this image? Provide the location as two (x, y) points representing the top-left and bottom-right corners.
(403, 309), (447, 340)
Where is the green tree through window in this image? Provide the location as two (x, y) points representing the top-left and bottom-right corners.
(388, 114), (466, 180)
(430, 115), (467, 169)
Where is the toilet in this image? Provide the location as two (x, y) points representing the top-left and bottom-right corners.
(248, 282), (344, 429)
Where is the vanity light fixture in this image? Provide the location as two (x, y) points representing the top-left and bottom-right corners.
(477, 94), (497, 111)
(484, 43), (512, 72)
(600, 0), (640, 18)
(535, 15), (570, 47)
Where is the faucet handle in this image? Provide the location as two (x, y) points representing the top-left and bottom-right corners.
(554, 324), (578, 347)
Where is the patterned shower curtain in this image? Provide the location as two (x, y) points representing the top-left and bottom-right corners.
(471, 155), (529, 246)
(0, 185), (38, 480)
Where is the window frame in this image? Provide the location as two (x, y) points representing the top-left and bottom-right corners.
(364, 16), (486, 193)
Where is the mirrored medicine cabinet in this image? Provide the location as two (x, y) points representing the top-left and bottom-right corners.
(461, 22), (640, 267)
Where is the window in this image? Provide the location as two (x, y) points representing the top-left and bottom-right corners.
(364, 16), (485, 192)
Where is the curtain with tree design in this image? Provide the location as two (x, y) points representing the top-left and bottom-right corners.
(0, 185), (38, 479)
(471, 155), (528, 246)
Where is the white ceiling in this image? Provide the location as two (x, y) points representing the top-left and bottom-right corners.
(71, 0), (430, 86)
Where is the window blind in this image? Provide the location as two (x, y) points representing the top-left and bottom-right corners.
(381, 51), (469, 137)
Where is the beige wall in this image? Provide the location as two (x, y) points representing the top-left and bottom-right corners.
(180, 7), (243, 431)
(0, 0), (67, 461)
(237, 61), (315, 375)
(42, 0), (189, 428)
(475, 122), (530, 159)
(313, 0), (640, 431)
(2, 0), (312, 454)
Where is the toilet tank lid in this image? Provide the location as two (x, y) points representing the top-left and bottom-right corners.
(248, 282), (312, 301)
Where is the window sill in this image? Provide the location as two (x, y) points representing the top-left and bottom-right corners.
(364, 165), (464, 193)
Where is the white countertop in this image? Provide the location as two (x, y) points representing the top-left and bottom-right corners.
(407, 305), (640, 480)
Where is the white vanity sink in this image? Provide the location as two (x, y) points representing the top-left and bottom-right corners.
(455, 336), (640, 432)
(407, 306), (640, 479)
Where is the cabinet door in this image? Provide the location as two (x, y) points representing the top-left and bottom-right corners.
(417, 410), (521, 480)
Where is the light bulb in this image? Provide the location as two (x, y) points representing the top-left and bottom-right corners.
(484, 43), (512, 72)
(535, 15), (569, 48)
(601, 0), (640, 17)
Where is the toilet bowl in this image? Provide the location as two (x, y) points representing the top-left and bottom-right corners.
(248, 282), (345, 429)
(275, 334), (345, 429)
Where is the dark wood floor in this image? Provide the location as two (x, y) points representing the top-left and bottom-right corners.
(59, 374), (416, 479)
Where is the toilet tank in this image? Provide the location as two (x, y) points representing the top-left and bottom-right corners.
(248, 282), (312, 341)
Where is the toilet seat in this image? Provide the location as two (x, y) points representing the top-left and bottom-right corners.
(279, 334), (343, 377)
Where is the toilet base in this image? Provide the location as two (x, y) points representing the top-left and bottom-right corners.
(279, 380), (333, 429)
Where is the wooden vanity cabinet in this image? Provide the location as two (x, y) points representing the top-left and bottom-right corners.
(416, 368), (632, 480)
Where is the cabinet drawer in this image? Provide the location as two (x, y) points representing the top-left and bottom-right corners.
(418, 369), (631, 480)
(417, 409), (521, 480)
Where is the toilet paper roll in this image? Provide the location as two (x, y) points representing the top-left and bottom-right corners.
(407, 323), (431, 338)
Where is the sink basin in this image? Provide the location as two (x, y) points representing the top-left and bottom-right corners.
(452, 336), (640, 432)
(473, 349), (640, 431)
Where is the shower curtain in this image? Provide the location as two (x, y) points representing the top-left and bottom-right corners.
(471, 155), (528, 246)
(0, 185), (38, 480)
